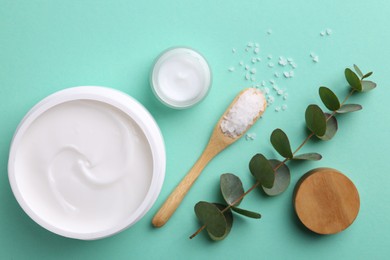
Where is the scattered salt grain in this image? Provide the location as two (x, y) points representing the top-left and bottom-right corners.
(251, 76), (256, 81)
(282, 104), (288, 111)
(283, 94), (288, 100)
(274, 72), (280, 78)
(228, 67), (235, 72)
(245, 73), (250, 80)
(269, 79), (275, 85)
(278, 57), (288, 66)
(267, 29), (272, 35)
(254, 47), (260, 54)
(245, 133), (257, 141)
(283, 70), (294, 78)
(261, 81), (266, 87)
(267, 55), (272, 60)
(250, 68), (257, 74)
(275, 106), (281, 112)
(239, 61), (244, 66)
(326, 28), (332, 35)
(264, 87), (270, 94)
(232, 48), (236, 53)
(251, 58), (257, 64)
(277, 89), (284, 95)
(245, 65), (250, 70)
(247, 42), (254, 47)
(268, 62), (274, 68)
(245, 48), (250, 52)
(256, 57), (262, 62)
(220, 88), (265, 138)
(320, 31), (325, 36)
(313, 56), (319, 63)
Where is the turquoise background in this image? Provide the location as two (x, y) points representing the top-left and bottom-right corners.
(1, 0), (389, 259)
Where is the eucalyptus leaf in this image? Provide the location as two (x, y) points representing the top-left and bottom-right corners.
(353, 64), (363, 78)
(220, 173), (244, 206)
(305, 104), (327, 136)
(337, 104), (362, 113)
(270, 128), (293, 159)
(262, 159), (290, 196)
(318, 113), (338, 141)
(319, 86), (341, 111)
(249, 154), (275, 189)
(293, 153), (322, 161)
(362, 71), (373, 79)
(361, 80), (377, 92)
(232, 207), (261, 219)
(345, 68), (362, 91)
(194, 202), (233, 241)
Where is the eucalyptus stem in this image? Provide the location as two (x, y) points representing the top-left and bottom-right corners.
(190, 88), (358, 239)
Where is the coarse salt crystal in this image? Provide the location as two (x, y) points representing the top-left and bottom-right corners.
(278, 57), (288, 66)
(245, 133), (257, 141)
(220, 88), (266, 138)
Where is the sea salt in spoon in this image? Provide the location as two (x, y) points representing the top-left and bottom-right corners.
(152, 88), (267, 227)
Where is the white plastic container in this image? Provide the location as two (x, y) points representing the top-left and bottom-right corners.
(150, 47), (212, 109)
(8, 86), (165, 240)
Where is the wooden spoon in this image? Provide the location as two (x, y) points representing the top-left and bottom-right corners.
(152, 88), (267, 227)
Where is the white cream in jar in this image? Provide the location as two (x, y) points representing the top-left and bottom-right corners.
(8, 87), (165, 240)
(150, 47), (212, 109)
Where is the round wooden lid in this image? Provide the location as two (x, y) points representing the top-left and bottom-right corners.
(293, 168), (360, 235)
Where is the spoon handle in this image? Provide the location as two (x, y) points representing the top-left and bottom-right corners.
(152, 145), (217, 228)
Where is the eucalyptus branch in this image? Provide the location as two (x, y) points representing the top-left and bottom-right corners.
(191, 65), (376, 241)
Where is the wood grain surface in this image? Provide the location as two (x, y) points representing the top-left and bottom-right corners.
(293, 168), (360, 235)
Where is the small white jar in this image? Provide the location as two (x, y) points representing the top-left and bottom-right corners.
(150, 47), (212, 109)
